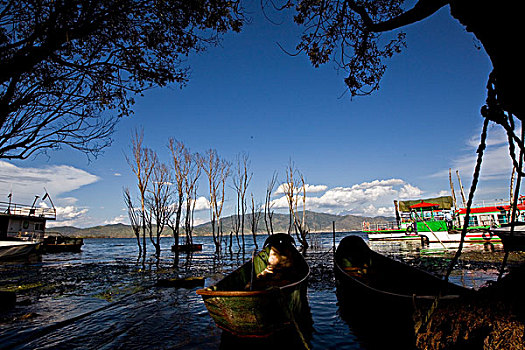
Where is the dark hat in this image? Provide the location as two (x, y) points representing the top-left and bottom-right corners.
(263, 233), (295, 252)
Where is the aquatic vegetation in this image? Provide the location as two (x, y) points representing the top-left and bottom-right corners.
(93, 284), (146, 302)
(0, 282), (44, 293)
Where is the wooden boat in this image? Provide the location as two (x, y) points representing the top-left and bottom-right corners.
(196, 233), (311, 337)
(170, 243), (202, 252)
(490, 222), (525, 251)
(334, 235), (471, 347)
(43, 234), (83, 253)
(0, 240), (41, 261)
(335, 235), (470, 304)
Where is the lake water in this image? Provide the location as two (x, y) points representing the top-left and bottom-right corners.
(0, 232), (506, 349)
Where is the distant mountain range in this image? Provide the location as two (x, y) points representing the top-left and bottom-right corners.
(48, 211), (394, 238)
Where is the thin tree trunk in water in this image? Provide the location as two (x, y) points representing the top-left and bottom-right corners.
(173, 226), (180, 267)
(228, 231), (233, 256)
(136, 235), (142, 258)
(142, 223), (147, 259)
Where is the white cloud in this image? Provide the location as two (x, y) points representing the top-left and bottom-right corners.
(192, 217), (209, 226)
(361, 204), (395, 217)
(304, 184), (328, 193)
(269, 195), (291, 209)
(467, 124), (512, 149)
(314, 179), (406, 206)
(193, 196), (210, 211)
(433, 125), (514, 182)
(269, 178), (425, 217)
(47, 205), (89, 227)
(58, 197), (79, 205)
(448, 145), (512, 181)
(0, 161), (100, 228)
(0, 161), (99, 204)
(104, 215), (129, 225)
(399, 184), (423, 198)
(275, 183), (328, 195)
(57, 205), (88, 219)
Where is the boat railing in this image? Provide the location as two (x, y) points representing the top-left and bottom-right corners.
(0, 201), (56, 220)
(468, 200), (512, 208)
(363, 222), (399, 231)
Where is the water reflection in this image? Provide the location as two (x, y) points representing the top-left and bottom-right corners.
(0, 232), (516, 349)
(336, 290), (416, 350)
(220, 325), (312, 350)
(368, 238), (507, 289)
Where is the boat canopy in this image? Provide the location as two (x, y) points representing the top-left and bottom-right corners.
(398, 196), (453, 212)
(410, 201), (439, 209)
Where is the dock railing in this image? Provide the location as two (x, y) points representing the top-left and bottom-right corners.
(363, 222), (400, 231)
(0, 201), (56, 220)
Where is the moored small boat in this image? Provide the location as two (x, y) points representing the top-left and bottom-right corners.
(196, 233), (311, 338)
(43, 234), (83, 253)
(334, 235), (471, 346)
(490, 222), (525, 251)
(335, 235), (469, 307)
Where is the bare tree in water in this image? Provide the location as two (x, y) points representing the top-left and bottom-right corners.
(264, 172), (278, 235)
(147, 158), (174, 258)
(183, 151), (202, 247)
(232, 152), (252, 252)
(250, 194), (263, 249)
(230, 208), (240, 253)
(123, 187), (142, 257)
(201, 149), (231, 253)
(168, 139), (190, 262)
(126, 129), (155, 259)
(283, 162), (309, 251)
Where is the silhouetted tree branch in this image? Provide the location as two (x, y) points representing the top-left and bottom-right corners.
(0, 0), (243, 159)
(286, 1), (523, 120)
(125, 129), (155, 259)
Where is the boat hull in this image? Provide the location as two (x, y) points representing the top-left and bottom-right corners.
(43, 236), (83, 253)
(0, 241), (41, 261)
(198, 284), (307, 337)
(419, 230), (501, 244)
(491, 223), (525, 251)
(196, 234), (310, 337)
(334, 235), (469, 346)
(367, 231), (419, 241)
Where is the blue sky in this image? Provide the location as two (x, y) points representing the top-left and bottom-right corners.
(0, 5), (515, 228)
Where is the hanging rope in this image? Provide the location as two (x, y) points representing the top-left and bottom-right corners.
(498, 124), (524, 281)
(443, 71), (524, 285)
(482, 73), (525, 177)
(444, 117), (489, 284)
(442, 76), (495, 283)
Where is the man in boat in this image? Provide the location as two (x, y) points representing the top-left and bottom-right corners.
(445, 212), (453, 230)
(248, 242), (297, 290)
(339, 236), (372, 278)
